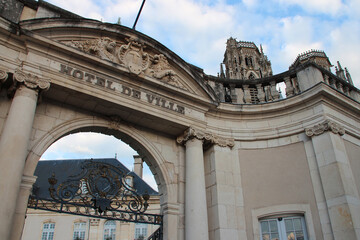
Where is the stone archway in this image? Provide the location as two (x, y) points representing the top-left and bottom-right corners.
(16, 116), (179, 240)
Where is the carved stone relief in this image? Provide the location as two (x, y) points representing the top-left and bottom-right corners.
(305, 119), (345, 137)
(0, 69), (8, 83)
(63, 37), (189, 91)
(13, 69), (51, 91)
(177, 127), (235, 148)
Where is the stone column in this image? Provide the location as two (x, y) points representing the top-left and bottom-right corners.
(0, 69), (50, 239)
(177, 128), (235, 240)
(10, 175), (37, 240)
(184, 137), (208, 240)
(305, 120), (360, 239)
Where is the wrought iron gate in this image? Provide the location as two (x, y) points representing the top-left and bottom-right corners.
(27, 159), (163, 239)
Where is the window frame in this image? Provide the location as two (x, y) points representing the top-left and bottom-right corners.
(41, 222), (55, 240)
(134, 223), (148, 240)
(251, 204), (316, 240)
(103, 220), (116, 240)
(73, 221), (87, 240)
(259, 215), (308, 240)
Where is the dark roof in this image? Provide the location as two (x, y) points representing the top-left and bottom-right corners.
(32, 158), (158, 199)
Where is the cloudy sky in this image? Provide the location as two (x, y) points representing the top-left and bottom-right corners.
(44, 0), (360, 87)
(41, 0), (360, 190)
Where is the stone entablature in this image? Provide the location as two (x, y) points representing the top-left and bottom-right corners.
(176, 127), (234, 148)
(305, 119), (345, 137)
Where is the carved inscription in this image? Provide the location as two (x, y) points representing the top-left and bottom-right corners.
(59, 64), (185, 114)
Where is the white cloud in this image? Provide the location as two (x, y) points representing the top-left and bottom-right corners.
(327, 20), (360, 87)
(142, 171), (158, 191)
(242, 0), (258, 8)
(47, 0), (103, 21)
(44, 0), (360, 86)
(277, 0), (344, 15)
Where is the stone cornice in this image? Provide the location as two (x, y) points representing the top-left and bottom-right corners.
(177, 127), (235, 148)
(13, 69), (51, 91)
(305, 119), (345, 137)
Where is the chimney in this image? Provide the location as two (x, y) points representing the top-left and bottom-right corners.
(133, 155), (143, 178)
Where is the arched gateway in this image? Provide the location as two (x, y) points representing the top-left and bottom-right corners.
(1, 1), (360, 240)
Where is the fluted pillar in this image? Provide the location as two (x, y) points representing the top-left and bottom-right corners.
(0, 70), (50, 239)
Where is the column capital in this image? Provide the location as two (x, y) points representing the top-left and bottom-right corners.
(305, 119), (345, 137)
(0, 69), (8, 85)
(13, 69), (51, 91)
(176, 127), (234, 148)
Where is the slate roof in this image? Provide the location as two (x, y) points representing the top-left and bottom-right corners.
(32, 158), (158, 199)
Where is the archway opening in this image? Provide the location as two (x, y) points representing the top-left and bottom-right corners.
(23, 131), (164, 240)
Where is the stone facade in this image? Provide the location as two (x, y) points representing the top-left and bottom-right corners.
(0, 1), (359, 240)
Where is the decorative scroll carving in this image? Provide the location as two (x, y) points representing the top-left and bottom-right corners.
(0, 69), (8, 84)
(108, 116), (123, 130)
(305, 120), (345, 137)
(63, 37), (188, 91)
(13, 69), (51, 91)
(177, 127), (235, 148)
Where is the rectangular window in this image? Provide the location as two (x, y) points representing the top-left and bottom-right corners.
(134, 223), (148, 240)
(73, 222), (86, 240)
(42, 223), (55, 240)
(260, 216), (308, 240)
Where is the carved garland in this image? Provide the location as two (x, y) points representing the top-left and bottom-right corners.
(177, 127), (235, 148)
(305, 120), (345, 137)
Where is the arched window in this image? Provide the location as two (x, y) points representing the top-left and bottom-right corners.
(41, 222), (55, 240)
(73, 221), (86, 240)
(259, 215), (308, 240)
(249, 73), (255, 79)
(103, 220), (116, 240)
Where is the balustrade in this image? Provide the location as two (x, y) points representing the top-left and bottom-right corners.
(206, 63), (360, 104)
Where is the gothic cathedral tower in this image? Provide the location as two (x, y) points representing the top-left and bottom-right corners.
(221, 37), (272, 80)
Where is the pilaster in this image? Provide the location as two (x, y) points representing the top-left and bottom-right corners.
(305, 120), (360, 240)
(205, 144), (246, 240)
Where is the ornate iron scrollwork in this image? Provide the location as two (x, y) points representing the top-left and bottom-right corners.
(47, 160), (149, 214)
(28, 160), (162, 226)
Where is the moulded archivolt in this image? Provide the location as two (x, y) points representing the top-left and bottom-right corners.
(305, 119), (345, 137)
